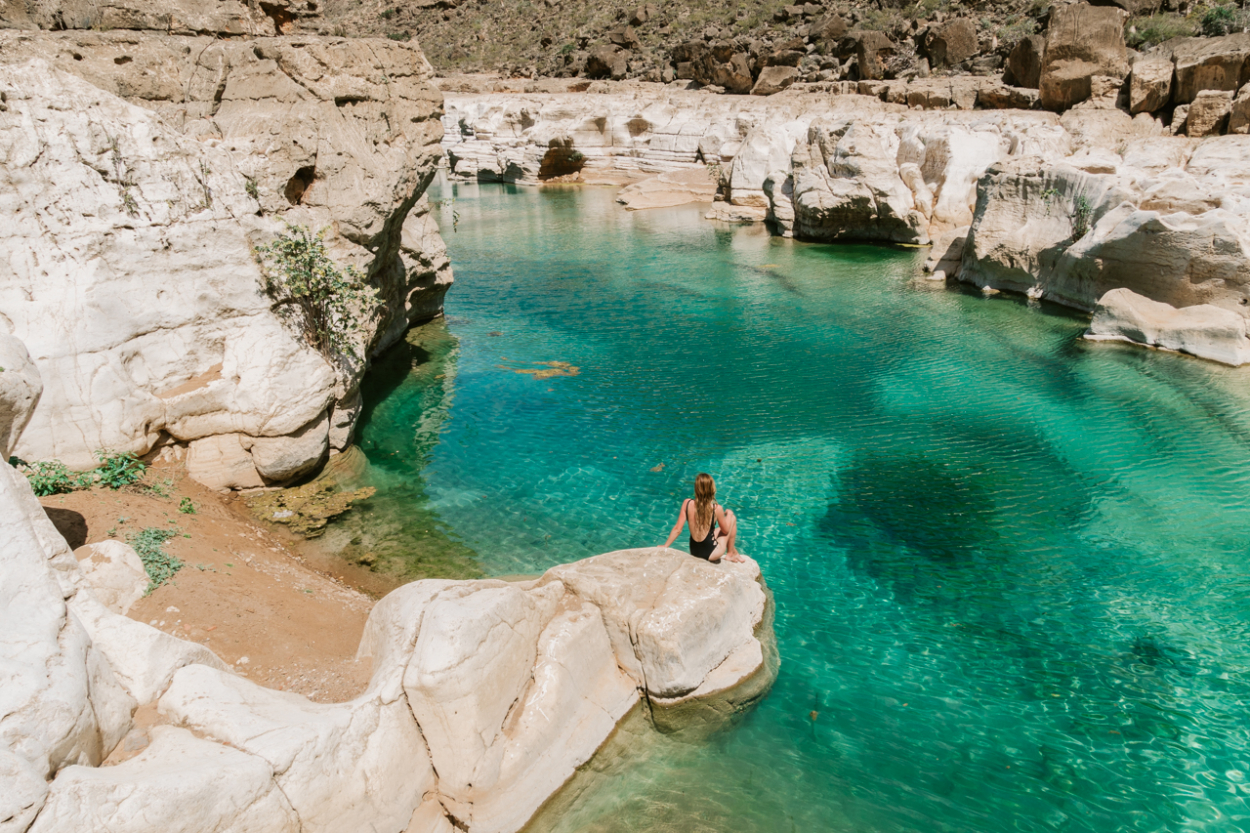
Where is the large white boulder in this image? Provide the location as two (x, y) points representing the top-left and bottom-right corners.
(28, 726), (300, 833)
(0, 459), (135, 797)
(1087, 287), (1250, 365)
(73, 542), (148, 615)
(161, 665), (433, 833)
(0, 333), (41, 461)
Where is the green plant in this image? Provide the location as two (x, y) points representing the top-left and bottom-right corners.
(20, 460), (93, 496)
(558, 42), (576, 55)
(387, 31), (410, 41)
(193, 160), (213, 210)
(128, 527), (182, 592)
(144, 475), (175, 498)
(378, 7), (395, 18)
(1071, 195), (1094, 239)
(108, 135), (140, 217)
(1127, 12), (1199, 47)
(244, 175), (260, 201)
(179, 496), (197, 514)
(996, 16), (1038, 49)
(1202, 4), (1237, 36)
(95, 450), (146, 489)
(255, 224), (380, 359)
(1040, 187), (1059, 214)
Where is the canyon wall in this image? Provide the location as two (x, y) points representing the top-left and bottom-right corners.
(443, 83), (1250, 364)
(0, 25), (450, 486)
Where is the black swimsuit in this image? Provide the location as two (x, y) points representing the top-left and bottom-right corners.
(687, 499), (719, 560)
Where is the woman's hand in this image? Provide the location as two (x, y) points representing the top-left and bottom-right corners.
(661, 500), (688, 550)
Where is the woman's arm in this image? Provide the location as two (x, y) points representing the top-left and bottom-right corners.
(661, 500), (688, 548)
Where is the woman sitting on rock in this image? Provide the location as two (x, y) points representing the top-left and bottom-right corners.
(661, 472), (745, 563)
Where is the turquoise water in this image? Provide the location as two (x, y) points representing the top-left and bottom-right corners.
(353, 181), (1250, 832)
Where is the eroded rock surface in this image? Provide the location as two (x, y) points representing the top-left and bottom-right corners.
(0, 30), (450, 485)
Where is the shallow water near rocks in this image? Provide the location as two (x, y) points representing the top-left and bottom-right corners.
(335, 180), (1250, 832)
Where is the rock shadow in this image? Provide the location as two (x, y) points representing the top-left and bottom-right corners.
(43, 506), (88, 549)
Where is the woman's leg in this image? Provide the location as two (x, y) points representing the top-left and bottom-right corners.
(722, 510), (744, 561)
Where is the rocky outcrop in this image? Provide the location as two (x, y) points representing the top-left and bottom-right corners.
(1039, 3), (1129, 111)
(1086, 287), (1250, 365)
(3, 499), (774, 833)
(0, 0), (317, 35)
(0, 30), (450, 485)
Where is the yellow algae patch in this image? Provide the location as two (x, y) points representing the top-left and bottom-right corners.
(498, 360), (581, 380)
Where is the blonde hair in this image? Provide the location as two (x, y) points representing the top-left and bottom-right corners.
(694, 473), (716, 532)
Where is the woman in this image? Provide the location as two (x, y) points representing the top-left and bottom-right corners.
(661, 472), (745, 562)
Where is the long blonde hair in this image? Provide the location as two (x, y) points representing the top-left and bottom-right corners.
(693, 473), (716, 532)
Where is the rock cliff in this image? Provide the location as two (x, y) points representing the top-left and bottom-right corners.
(0, 341), (775, 833)
(0, 28), (450, 486)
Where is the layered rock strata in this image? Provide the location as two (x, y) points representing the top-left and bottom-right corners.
(0, 29), (450, 486)
(0, 346), (775, 833)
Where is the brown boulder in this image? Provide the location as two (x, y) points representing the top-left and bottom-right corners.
(607, 25), (640, 50)
(751, 65), (800, 95)
(1170, 33), (1250, 104)
(629, 4), (655, 26)
(766, 49), (805, 68)
(1129, 54), (1173, 113)
(809, 14), (848, 42)
(1228, 83), (1250, 133)
(977, 80), (1041, 109)
(671, 41), (753, 92)
(1006, 34), (1045, 89)
(586, 45), (627, 80)
(1186, 89), (1234, 136)
(1039, 3), (1129, 111)
(926, 18), (978, 68)
(855, 30), (897, 81)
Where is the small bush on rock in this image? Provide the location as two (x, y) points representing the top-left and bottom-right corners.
(255, 224), (380, 360)
(1202, 4), (1238, 36)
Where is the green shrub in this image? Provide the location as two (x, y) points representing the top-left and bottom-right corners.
(179, 496), (197, 514)
(1071, 195), (1094, 239)
(1127, 12), (1199, 46)
(996, 16), (1039, 49)
(128, 527), (183, 592)
(255, 225), (380, 360)
(20, 460), (93, 496)
(1202, 4), (1237, 35)
(95, 450), (146, 489)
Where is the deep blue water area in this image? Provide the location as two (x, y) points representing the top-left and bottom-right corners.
(341, 180), (1250, 832)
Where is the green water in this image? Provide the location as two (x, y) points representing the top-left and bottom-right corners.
(349, 181), (1250, 832)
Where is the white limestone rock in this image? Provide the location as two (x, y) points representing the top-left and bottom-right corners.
(68, 590), (229, 705)
(791, 118), (929, 244)
(28, 726), (300, 833)
(247, 412), (329, 483)
(73, 542), (148, 615)
(0, 31), (451, 483)
(0, 459), (135, 786)
(1087, 287), (1250, 365)
(616, 167), (717, 210)
(403, 581), (564, 799)
(545, 548), (767, 701)
(161, 665), (433, 833)
(0, 333), (42, 461)
(186, 434), (265, 491)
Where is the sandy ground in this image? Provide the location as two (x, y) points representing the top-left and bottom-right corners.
(40, 460), (375, 706)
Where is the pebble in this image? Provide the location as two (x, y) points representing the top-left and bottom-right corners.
(165, 606), (180, 613)
(237, 656), (250, 665)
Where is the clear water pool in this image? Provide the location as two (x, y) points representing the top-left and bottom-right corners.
(344, 180), (1250, 832)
